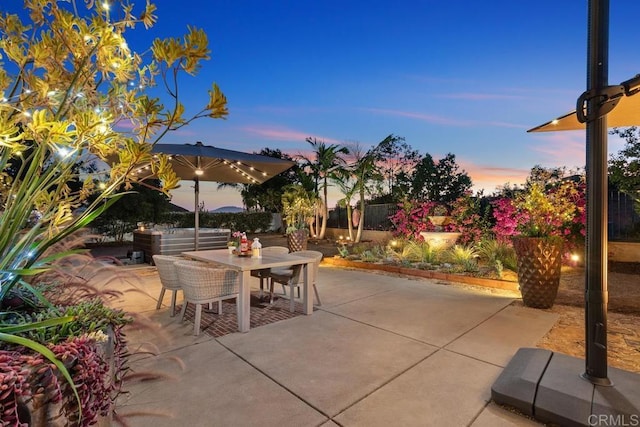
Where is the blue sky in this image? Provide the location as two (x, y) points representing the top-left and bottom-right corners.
(71, 2), (640, 209)
(115, 0), (640, 209)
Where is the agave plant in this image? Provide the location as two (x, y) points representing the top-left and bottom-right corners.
(0, 0), (227, 422)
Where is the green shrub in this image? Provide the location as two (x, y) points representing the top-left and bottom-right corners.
(352, 242), (375, 256)
(477, 239), (518, 272)
(401, 240), (440, 263)
(443, 244), (479, 270)
(160, 211), (273, 233)
(495, 260), (504, 279)
(8, 299), (132, 345)
(337, 243), (350, 258)
(360, 250), (378, 262)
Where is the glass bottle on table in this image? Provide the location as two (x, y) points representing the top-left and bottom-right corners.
(240, 232), (249, 255)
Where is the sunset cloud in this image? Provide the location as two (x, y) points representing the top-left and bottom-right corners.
(529, 132), (586, 168)
(243, 125), (340, 144)
(365, 108), (527, 129)
(436, 92), (527, 101)
(456, 159), (530, 194)
(365, 108), (475, 126)
(484, 121), (530, 129)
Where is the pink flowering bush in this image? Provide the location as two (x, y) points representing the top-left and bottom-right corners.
(492, 198), (530, 244)
(389, 195), (493, 244)
(449, 192), (493, 245)
(389, 200), (456, 240)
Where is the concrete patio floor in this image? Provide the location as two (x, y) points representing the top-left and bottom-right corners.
(104, 263), (558, 426)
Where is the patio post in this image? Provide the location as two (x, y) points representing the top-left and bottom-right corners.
(582, 0), (611, 385)
(194, 176), (200, 251)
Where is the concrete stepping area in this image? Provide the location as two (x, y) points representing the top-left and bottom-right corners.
(109, 265), (558, 426)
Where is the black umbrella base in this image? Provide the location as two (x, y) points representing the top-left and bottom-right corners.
(492, 348), (640, 426)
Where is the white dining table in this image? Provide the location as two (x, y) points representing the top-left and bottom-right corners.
(181, 249), (313, 332)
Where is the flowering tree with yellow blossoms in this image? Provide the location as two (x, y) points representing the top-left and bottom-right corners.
(0, 1), (227, 422)
(0, 0), (227, 300)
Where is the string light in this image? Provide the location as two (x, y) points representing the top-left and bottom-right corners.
(137, 154), (269, 184)
(57, 147), (71, 158)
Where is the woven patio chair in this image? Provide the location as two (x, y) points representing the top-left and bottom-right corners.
(268, 250), (323, 311)
(153, 254), (184, 317)
(250, 246), (289, 298)
(174, 260), (240, 336)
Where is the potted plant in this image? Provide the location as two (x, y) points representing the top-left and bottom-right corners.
(500, 182), (581, 308)
(227, 231), (243, 254)
(281, 185), (317, 252)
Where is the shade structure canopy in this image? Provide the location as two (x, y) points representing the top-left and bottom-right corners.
(528, 74), (640, 132)
(133, 141), (295, 249)
(149, 141), (295, 185)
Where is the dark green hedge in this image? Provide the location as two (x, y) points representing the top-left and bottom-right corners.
(159, 211), (274, 233)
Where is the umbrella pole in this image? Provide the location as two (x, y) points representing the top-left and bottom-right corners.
(194, 177), (200, 251)
(582, 0), (611, 385)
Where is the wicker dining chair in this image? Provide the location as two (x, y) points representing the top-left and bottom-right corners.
(268, 250), (323, 311)
(250, 246), (289, 298)
(174, 260), (240, 336)
(152, 254), (184, 317)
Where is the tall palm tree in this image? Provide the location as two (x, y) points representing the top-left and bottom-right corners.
(331, 167), (358, 241)
(300, 137), (349, 239)
(339, 142), (384, 243)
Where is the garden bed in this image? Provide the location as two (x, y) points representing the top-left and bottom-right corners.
(322, 256), (519, 292)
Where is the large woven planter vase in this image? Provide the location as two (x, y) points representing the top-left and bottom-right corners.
(512, 236), (563, 309)
(287, 229), (308, 252)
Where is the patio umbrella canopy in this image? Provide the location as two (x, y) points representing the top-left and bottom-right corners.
(134, 141), (295, 249)
(151, 141), (295, 185)
(528, 74), (640, 132)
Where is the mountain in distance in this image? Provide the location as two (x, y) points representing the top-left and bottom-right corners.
(167, 203), (189, 213)
(211, 206), (244, 213)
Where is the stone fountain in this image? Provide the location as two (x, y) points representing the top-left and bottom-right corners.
(419, 215), (461, 249)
